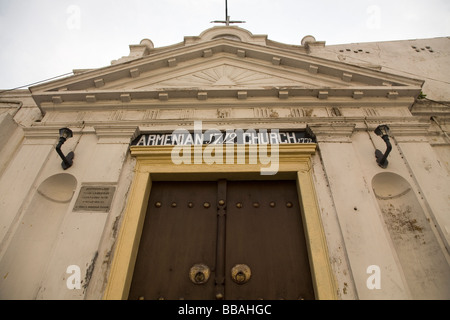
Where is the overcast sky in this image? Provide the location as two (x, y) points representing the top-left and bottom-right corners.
(0, 0), (449, 90)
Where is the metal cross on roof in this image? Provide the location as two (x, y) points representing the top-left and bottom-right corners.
(211, 0), (246, 26)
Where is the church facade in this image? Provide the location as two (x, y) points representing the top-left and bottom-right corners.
(0, 26), (449, 300)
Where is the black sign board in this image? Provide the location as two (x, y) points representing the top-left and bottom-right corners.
(131, 130), (314, 147)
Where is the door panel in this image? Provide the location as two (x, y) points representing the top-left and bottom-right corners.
(128, 180), (315, 300)
(128, 181), (217, 300)
(225, 181), (315, 300)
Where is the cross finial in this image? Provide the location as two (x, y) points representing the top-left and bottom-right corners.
(211, 0), (245, 26)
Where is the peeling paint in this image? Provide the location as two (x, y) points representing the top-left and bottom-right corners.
(83, 251), (98, 292)
(111, 215), (121, 240)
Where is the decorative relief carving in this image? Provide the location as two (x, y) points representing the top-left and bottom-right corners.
(304, 109), (313, 117)
(364, 108), (379, 117)
(253, 108), (279, 118)
(270, 110), (279, 118)
(254, 108), (268, 118)
(144, 109), (159, 120)
(217, 108), (231, 119)
(290, 108), (304, 118)
(110, 110), (123, 121)
(182, 109), (195, 119)
(328, 107), (342, 117)
(154, 65), (297, 88)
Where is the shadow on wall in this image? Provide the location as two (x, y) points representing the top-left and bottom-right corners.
(372, 172), (450, 300)
(0, 173), (77, 299)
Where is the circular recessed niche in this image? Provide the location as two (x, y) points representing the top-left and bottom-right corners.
(372, 172), (411, 200)
(37, 173), (77, 203)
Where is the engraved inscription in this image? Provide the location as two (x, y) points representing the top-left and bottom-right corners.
(74, 186), (116, 212)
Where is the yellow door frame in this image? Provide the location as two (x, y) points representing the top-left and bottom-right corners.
(103, 144), (337, 300)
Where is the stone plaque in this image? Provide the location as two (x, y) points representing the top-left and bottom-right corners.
(74, 186), (116, 212)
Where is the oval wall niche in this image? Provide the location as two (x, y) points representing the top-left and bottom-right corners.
(372, 172), (450, 299)
(37, 173), (77, 203)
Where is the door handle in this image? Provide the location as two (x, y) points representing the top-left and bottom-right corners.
(189, 264), (211, 285)
(231, 264), (251, 284)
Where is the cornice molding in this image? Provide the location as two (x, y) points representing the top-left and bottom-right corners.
(23, 117), (432, 145)
(35, 88), (420, 111)
(307, 123), (356, 142)
(94, 125), (140, 144)
(22, 123), (140, 143)
(22, 126), (60, 141)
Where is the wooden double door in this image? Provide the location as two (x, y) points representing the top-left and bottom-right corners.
(128, 180), (315, 300)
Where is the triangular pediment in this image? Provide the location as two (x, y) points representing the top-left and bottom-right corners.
(30, 29), (424, 106)
(101, 57), (362, 92)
